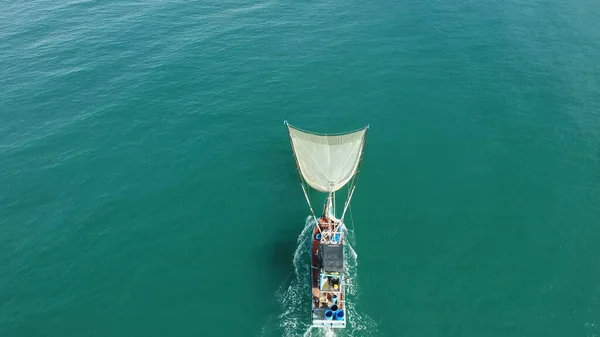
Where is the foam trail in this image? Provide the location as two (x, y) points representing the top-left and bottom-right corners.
(271, 216), (313, 337)
(301, 326), (336, 337)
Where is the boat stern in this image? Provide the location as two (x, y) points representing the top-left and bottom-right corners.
(312, 308), (347, 328)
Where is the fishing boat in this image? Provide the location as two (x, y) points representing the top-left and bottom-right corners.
(284, 121), (369, 329)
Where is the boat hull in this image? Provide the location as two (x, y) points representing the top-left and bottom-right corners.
(310, 222), (347, 328)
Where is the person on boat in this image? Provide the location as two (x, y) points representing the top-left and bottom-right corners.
(319, 216), (331, 230)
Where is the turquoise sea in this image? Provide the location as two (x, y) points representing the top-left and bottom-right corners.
(1, 0), (600, 336)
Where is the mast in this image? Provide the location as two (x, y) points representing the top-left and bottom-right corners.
(323, 192), (335, 219)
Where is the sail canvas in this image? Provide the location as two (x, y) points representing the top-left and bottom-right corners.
(286, 123), (367, 193)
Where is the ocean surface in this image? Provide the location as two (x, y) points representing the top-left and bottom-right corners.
(2, 0), (600, 336)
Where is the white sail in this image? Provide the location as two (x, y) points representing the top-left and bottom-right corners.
(286, 123), (367, 193)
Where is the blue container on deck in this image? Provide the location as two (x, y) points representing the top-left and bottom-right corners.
(315, 233), (321, 241)
(324, 310), (333, 320)
(330, 304), (338, 312)
(335, 310), (344, 320)
(331, 294), (338, 304)
(331, 233), (340, 243)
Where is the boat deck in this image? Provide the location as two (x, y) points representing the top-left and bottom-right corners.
(310, 220), (346, 328)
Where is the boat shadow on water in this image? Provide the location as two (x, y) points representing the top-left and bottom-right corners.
(271, 236), (298, 282)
